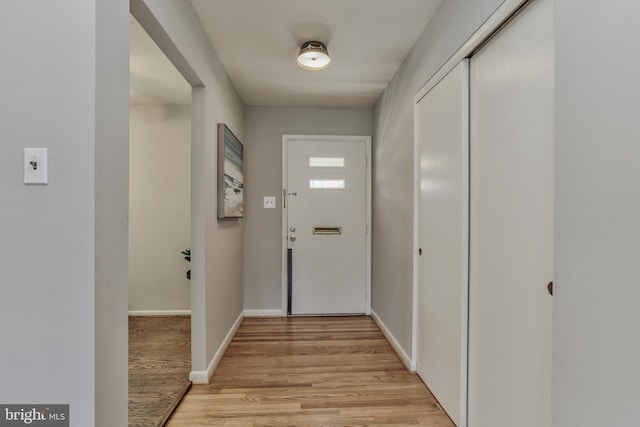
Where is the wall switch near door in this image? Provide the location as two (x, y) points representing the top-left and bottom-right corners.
(263, 196), (276, 209)
(24, 147), (48, 184)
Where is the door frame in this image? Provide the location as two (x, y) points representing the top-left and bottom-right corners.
(281, 135), (372, 316)
(129, 5), (207, 382)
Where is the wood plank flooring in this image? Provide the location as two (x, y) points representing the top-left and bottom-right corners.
(129, 316), (192, 427)
(166, 316), (454, 426)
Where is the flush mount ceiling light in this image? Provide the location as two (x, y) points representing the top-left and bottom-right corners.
(297, 41), (331, 70)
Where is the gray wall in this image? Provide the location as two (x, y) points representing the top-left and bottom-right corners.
(243, 107), (372, 310)
(0, 0), (244, 422)
(129, 104), (191, 312)
(132, 0), (245, 375)
(95, 0), (129, 427)
(0, 0), (130, 425)
(372, 0), (503, 354)
(95, 0), (130, 424)
(553, 1), (640, 425)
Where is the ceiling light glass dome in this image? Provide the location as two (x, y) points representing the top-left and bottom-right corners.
(297, 41), (331, 70)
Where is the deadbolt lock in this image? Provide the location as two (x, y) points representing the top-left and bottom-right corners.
(290, 226), (296, 232)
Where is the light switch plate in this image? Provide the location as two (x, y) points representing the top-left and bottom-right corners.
(24, 148), (48, 184)
(264, 196), (276, 209)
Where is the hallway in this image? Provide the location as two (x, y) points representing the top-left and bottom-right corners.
(166, 316), (453, 426)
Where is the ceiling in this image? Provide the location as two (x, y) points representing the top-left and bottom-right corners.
(130, 0), (442, 108)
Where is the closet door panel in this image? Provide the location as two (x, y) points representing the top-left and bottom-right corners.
(416, 59), (469, 427)
(468, 0), (554, 425)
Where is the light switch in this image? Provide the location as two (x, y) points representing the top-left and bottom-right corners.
(24, 148), (48, 184)
(264, 196), (276, 209)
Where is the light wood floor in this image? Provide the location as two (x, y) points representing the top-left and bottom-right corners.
(167, 316), (454, 426)
(129, 316), (192, 427)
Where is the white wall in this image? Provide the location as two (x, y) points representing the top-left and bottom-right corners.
(553, 1), (640, 425)
(129, 104), (191, 312)
(0, 0), (129, 425)
(372, 0), (503, 354)
(131, 0), (245, 376)
(243, 107), (372, 310)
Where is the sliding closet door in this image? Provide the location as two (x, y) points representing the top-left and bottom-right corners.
(468, 0), (554, 426)
(415, 59), (468, 427)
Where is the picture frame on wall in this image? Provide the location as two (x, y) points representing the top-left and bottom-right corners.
(217, 123), (244, 219)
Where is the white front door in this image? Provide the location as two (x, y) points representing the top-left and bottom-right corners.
(283, 136), (370, 315)
(468, 0), (554, 425)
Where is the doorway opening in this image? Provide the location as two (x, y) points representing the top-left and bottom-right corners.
(128, 14), (193, 426)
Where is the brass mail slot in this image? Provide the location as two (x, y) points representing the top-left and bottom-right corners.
(313, 226), (342, 235)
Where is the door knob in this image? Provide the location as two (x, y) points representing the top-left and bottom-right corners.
(290, 234), (296, 242)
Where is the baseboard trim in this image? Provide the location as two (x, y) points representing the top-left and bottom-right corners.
(189, 311), (244, 384)
(128, 310), (191, 316)
(244, 309), (283, 317)
(371, 310), (415, 372)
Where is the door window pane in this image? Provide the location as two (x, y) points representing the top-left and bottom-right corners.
(309, 179), (345, 189)
(309, 157), (345, 168)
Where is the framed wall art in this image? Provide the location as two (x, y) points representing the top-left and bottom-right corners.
(217, 123), (244, 219)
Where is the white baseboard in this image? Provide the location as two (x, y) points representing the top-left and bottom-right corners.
(371, 310), (415, 372)
(244, 309), (283, 317)
(128, 310), (191, 316)
(189, 311), (244, 384)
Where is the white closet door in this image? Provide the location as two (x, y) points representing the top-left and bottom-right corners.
(416, 59), (469, 427)
(468, 0), (554, 425)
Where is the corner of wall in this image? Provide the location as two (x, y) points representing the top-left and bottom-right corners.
(189, 311), (244, 384)
(371, 310), (415, 372)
